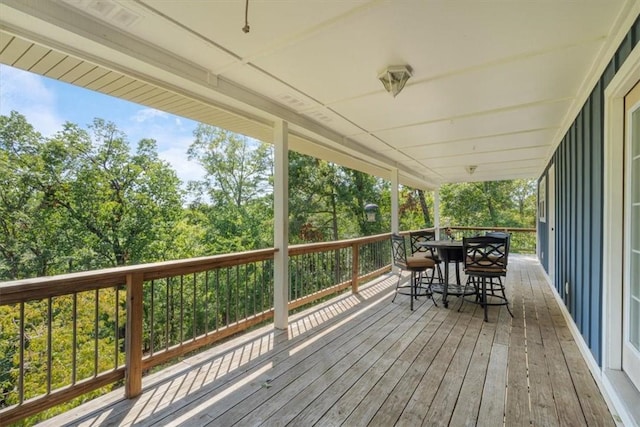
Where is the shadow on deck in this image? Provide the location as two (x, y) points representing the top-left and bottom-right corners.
(39, 255), (614, 426)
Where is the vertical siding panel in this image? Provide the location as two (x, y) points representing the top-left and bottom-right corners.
(602, 59), (616, 88)
(560, 137), (569, 300)
(583, 97), (593, 349)
(591, 79), (604, 364)
(553, 155), (559, 291)
(569, 124), (576, 318)
(557, 145), (562, 295)
(576, 110), (585, 339)
(572, 122), (580, 328)
(616, 32), (633, 67)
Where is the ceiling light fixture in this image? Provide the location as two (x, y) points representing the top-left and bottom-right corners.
(378, 65), (413, 97)
(242, 0), (250, 33)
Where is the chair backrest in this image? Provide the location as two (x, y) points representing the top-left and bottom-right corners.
(463, 236), (509, 273)
(485, 231), (511, 254)
(391, 233), (408, 269)
(409, 230), (437, 257)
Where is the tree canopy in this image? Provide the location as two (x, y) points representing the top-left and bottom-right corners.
(0, 111), (536, 281)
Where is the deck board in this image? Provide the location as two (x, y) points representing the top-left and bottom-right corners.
(38, 255), (615, 427)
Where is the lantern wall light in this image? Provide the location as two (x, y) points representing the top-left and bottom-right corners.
(364, 203), (379, 222)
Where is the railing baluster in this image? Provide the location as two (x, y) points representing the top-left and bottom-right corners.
(261, 263), (264, 313)
(252, 264), (256, 316)
(235, 266), (239, 323)
(165, 277), (170, 351)
(47, 297), (52, 394)
(180, 275), (184, 343)
(215, 269), (220, 331)
(72, 293), (77, 385)
(150, 280), (155, 356)
(205, 270), (209, 334)
(243, 264), (248, 320)
(115, 286), (119, 368)
(94, 288), (99, 377)
(226, 267), (231, 325)
(192, 273), (196, 341)
(18, 302), (24, 404)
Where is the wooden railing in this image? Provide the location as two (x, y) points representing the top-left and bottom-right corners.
(440, 226), (537, 254)
(0, 228), (536, 424)
(0, 234), (391, 425)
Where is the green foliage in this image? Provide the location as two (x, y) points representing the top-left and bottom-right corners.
(0, 114), (184, 278)
(187, 125), (274, 253)
(288, 151), (390, 242)
(439, 180), (536, 228)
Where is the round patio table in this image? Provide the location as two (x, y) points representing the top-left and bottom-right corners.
(419, 240), (474, 308)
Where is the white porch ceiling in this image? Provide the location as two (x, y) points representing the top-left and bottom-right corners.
(0, 0), (638, 189)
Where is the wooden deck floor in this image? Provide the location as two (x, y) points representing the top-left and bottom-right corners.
(40, 255), (614, 426)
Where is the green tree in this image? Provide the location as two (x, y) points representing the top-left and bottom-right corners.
(440, 179), (536, 227)
(41, 119), (184, 267)
(0, 112), (73, 278)
(187, 125), (274, 252)
(0, 113), (185, 278)
(288, 152), (390, 242)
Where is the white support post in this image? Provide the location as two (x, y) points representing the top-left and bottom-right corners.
(273, 120), (289, 330)
(390, 168), (399, 273)
(390, 168), (399, 235)
(434, 188), (440, 240)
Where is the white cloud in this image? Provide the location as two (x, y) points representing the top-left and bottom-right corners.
(0, 65), (63, 136)
(159, 146), (206, 184)
(131, 108), (169, 123)
(133, 129), (203, 186)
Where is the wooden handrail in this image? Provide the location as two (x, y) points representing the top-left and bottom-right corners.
(288, 232), (389, 255)
(0, 248), (278, 305)
(447, 226), (536, 232)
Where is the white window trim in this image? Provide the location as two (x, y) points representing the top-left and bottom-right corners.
(603, 41), (640, 427)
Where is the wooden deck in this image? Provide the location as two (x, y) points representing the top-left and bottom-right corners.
(39, 255), (614, 426)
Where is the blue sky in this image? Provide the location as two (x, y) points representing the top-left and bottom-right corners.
(0, 64), (205, 184)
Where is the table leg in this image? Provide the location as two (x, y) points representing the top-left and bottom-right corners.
(443, 255), (450, 308)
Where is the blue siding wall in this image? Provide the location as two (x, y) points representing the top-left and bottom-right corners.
(538, 17), (640, 365)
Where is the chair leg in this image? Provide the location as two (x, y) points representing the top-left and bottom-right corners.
(427, 271), (438, 307)
(457, 276), (470, 312)
(426, 263), (443, 286)
(410, 271), (417, 311)
(482, 277), (488, 322)
(500, 278), (514, 318)
(392, 269), (403, 303)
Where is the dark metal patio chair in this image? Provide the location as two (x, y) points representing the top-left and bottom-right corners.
(409, 230), (444, 286)
(391, 233), (438, 310)
(458, 235), (513, 321)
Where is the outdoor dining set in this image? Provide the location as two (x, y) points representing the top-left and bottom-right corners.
(390, 230), (513, 322)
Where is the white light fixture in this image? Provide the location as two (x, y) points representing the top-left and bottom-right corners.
(466, 165), (478, 175)
(378, 65), (412, 97)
